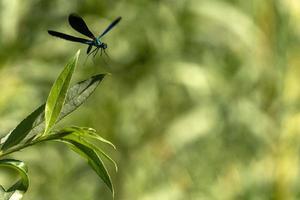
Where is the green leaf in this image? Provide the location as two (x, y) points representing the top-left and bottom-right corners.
(1, 105), (44, 151)
(0, 159), (29, 193)
(65, 126), (116, 149)
(59, 139), (114, 195)
(0, 74), (106, 150)
(62, 128), (118, 172)
(94, 145), (118, 172)
(44, 50), (80, 135)
(58, 74), (106, 120)
(35, 129), (75, 142)
(31, 74), (106, 139)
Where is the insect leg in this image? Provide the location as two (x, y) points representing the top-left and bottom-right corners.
(88, 47), (98, 56)
(93, 48), (100, 58)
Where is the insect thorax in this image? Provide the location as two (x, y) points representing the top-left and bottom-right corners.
(95, 38), (102, 46)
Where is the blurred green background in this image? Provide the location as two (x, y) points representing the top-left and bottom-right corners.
(1, 0), (300, 199)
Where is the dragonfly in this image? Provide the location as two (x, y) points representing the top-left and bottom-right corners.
(48, 14), (121, 57)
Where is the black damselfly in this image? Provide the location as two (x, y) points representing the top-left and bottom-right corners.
(48, 14), (121, 57)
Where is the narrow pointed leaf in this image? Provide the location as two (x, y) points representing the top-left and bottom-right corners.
(0, 74), (106, 150)
(29, 74), (106, 140)
(66, 126), (116, 149)
(1, 105), (44, 150)
(59, 139), (114, 195)
(96, 146), (118, 172)
(44, 50), (80, 135)
(58, 74), (106, 121)
(63, 129), (118, 172)
(30, 126), (117, 172)
(85, 140), (118, 172)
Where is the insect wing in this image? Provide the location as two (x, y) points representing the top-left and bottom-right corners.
(48, 30), (91, 44)
(98, 16), (121, 38)
(68, 13), (96, 39)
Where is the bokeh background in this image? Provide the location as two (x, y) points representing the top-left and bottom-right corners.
(1, 0), (300, 199)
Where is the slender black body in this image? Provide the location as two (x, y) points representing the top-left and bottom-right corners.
(48, 14), (121, 56)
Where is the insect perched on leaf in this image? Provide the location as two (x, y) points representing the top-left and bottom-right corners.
(48, 13), (121, 57)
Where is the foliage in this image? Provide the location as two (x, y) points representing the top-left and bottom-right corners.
(1, 0), (300, 199)
(0, 51), (116, 199)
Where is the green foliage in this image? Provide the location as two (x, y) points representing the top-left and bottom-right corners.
(0, 105), (44, 151)
(61, 136), (114, 194)
(0, 73), (106, 150)
(0, 159), (28, 200)
(44, 50), (79, 135)
(0, 52), (116, 199)
(1, 0), (300, 199)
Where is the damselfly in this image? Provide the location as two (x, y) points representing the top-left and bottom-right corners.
(48, 14), (121, 57)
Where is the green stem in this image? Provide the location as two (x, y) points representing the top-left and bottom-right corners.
(0, 132), (71, 158)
